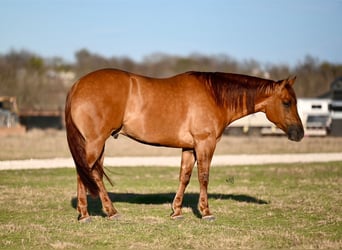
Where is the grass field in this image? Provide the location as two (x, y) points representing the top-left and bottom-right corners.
(1, 162), (341, 249)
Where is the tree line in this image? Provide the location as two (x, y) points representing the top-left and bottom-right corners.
(1, 49), (342, 110)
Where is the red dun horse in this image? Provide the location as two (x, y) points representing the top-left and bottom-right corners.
(65, 69), (304, 221)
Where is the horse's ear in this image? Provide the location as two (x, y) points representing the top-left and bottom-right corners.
(288, 76), (296, 86)
(279, 76), (296, 89)
(279, 79), (288, 89)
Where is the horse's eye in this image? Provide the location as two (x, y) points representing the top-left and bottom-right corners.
(283, 100), (291, 108)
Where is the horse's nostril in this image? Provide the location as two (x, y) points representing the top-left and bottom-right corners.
(288, 125), (304, 142)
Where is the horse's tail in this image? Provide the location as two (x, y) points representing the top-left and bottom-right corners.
(65, 95), (100, 197)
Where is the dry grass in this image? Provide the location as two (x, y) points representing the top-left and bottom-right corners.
(0, 129), (341, 160)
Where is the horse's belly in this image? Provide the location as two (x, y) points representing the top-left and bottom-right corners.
(120, 120), (194, 149)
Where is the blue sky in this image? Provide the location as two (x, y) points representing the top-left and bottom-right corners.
(1, 0), (341, 66)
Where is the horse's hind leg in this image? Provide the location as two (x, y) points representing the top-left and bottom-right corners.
(91, 148), (119, 219)
(77, 174), (91, 222)
(171, 149), (196, 219)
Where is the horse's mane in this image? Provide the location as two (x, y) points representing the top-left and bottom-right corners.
(190, 72), (279, 113)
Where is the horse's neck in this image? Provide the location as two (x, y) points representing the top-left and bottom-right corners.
(226, 94), (267, 125)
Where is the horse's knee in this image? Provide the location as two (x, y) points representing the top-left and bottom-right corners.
(198, 172), (209, 185)
(180, 171), (192, 185)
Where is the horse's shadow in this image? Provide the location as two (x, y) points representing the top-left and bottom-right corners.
(70, 192), (268, 218)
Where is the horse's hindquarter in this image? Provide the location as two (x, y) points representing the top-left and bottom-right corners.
(68, 69), (131, 139)
(122, 73), (224, 148)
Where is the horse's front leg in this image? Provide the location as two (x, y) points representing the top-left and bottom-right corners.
(195, 139), (216, 220)
(171, 149), (196, 219)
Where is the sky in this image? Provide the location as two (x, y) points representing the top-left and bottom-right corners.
(1, 0), (341, 66)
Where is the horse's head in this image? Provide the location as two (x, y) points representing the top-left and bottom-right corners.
(264, 77), (304, 141)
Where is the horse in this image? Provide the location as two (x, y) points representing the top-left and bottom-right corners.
(65, 68), (304, 222)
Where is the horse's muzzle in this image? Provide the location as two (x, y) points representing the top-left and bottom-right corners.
(287, 124), (304, 142)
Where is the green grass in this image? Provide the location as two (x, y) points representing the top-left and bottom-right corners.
(1, 163), (342, 249)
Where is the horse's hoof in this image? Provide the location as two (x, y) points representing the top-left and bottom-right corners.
(202, 215), (215, 221)
(108, 213), (120, 220)
(78, 216), (92, 223)
(171, 214), (184, 220)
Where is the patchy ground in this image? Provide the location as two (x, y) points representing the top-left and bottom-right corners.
(1, 153), (342, 170)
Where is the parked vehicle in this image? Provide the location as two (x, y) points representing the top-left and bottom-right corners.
(0, 96), (26, 136)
